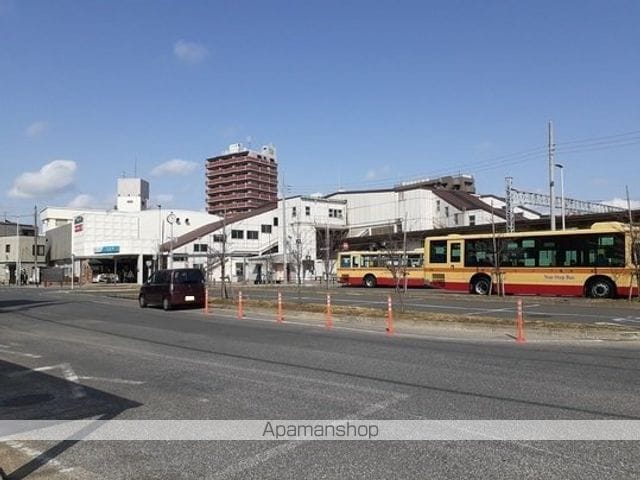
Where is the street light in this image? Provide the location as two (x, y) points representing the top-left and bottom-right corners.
(554, 163), (565, 230)
(166, 212), (176, 269)
(157, 204), (162, 270)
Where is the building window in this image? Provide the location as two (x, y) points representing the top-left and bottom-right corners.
(5, 244), (9, 253)
(231, 230), (244, 239)
(273, 217), (279, 226)
(436, 200), (441, 212)
(247, 231), (259, 240)
(328, 208), (343, 219)
(292, 207), (297, 217)
(261, 224), (272, 234)
(213, 234), (225, 243)
(305, 206), (310, 216)
(453, 213), (460, 226)
(469, 215), (476, 226)
(444, 206), (449, 217)
(37, 245), (44, 256)
(193, 244), (208, 252)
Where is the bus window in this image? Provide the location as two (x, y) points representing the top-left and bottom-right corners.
(450, 242), (461, 263)
(407, 254), (423, 267)
(465, 239), (493, 267)
(352, 256), (360, 268)
(340, 256), (351, 268)
(538, 240), (557, 267)
(429, 241), (447, 264)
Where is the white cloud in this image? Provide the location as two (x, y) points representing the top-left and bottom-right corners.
(8, 160), (77, 198)
(173, 40), (209, 64)
(25, 121), (48, 138)
(151, 159), (199, 177)
(67, 194), (95, 208)
(603, 198), (640, 210)
(156, 194), (174, 204)
(364, 165), (391, 181)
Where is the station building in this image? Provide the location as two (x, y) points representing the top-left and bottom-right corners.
(42, 178), (220, 285)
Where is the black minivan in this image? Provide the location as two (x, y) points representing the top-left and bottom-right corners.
(139, 268), (206, 310)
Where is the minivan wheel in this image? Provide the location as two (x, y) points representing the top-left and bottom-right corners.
(162, 297), (172, 311)
(138, 295), (147, 308)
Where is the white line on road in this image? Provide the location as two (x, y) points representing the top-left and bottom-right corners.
(4, 440), (76, 476)
(6, 363), (86, 399)
(0, 348), (42, 359)
(209, 391), (407, 479)
(76, 376), (145, 385)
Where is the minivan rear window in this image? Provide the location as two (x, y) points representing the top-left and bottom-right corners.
(173, 270), (204, 284)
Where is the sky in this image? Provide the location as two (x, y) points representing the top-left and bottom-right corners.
(1, 0), (640, 219)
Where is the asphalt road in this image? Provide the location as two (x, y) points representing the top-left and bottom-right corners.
(1, 288), (639, 479)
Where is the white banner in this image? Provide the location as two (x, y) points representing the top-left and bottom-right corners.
(1, 420), (639, 441)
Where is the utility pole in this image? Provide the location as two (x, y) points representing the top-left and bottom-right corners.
(221, 208), (227, 298)
(402, 212), (408, 293)
(505, 177), (514, 233)
(281, 175), (288, 284)
(325, 222), (330, 290)
(70, 218), (74, 290)
(548, 120), (556, 230)
(34, 205), (39, 285)
(15, 219), (20, 286)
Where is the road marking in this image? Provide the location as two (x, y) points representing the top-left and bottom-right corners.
(611, 317), (640, 325)
(0, 348), (42, 359)
(7, 363), (86, 399)
(3, 440), (76, 476)
(466, 307), (514, 316)
(209, 393), (406, 479)
(76, 376), (145, 385)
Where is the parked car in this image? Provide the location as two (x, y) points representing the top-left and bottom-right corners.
(138, 268), (206, 310)
(92, 273), (119, 283)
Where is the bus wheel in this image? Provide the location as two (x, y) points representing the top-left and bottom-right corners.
(587, 277), (615, 299)
(363, 274), (377, 288)
(471, 276), (491, 295)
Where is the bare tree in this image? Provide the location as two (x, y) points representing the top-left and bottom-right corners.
(377, 230), (409, 312)
(315, 223), (347, 289)
(205, 230), (232, 299)
(287, 221), (316, 303)
(625, 186), (640, 302)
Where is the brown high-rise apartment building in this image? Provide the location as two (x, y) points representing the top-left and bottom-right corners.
(206, 143), (278, 216)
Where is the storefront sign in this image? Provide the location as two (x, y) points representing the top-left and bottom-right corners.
(94, 245), (120, 254)
(74, 215), (83, 233)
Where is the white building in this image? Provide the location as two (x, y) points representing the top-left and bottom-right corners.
(40, 175), (542, 285)
(0, 220), (45, 285)
(41, 178), (220, 284)
(159, 196), (348, 284)
(325, 177), (540, 237)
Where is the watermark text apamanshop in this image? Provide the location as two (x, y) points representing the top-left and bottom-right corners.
(262, 421), (379, 440)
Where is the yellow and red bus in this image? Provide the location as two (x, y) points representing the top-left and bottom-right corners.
(337, 249), (424, 288)
(424, 222), (639, 298)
